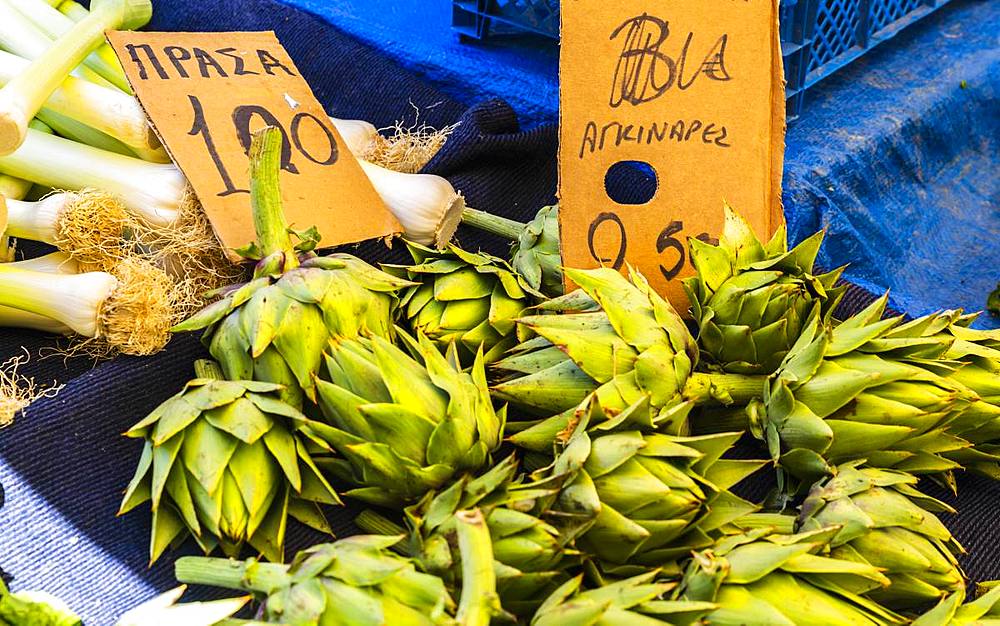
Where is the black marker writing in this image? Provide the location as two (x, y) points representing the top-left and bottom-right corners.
(609, 13), (732, 107)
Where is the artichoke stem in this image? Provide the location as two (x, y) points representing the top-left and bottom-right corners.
(174, 556), (290, 595)
(193, 359), (225, 381)
(461, 206), (523, 242)
(690, 406), (751, 434)
(685, 372), (766, 406)
(248, 127), (297, 267)
(454, 509), (500, 626)
(353, 511), (411, 551)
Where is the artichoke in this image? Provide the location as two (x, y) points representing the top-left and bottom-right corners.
(493, 266), (766, 435)
(674, 526), (905, 625)
(759, 294), (976, 489)
(531, 572), (716, 626)
(860, 310), (1000, 480)
(513, 395), (766, 574)
(119, 360), (341, 563)
(389, 241), (542, 365)
(798, 462), (964, 610)
(175, 514), (502, 626)
(914, 584), (1000, 625)
(173, 127), (413, 409)
(309, 331), (504, 508)
(356, 455), (574, 617)
(0, 579), (80, 626)
(461, 204), (563, 296)
(685, 205), (845, 374)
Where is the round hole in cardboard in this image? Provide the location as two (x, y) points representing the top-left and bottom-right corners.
(604, 160), (658, 205)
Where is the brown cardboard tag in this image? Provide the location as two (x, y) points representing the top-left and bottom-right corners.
(559, 1), (785, 308)
(107, 31), (400, 255)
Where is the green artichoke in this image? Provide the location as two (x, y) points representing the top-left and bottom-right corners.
(988, 284), (1000, 316)
(685, 205), (845, 375)
(460, 204), (563, 297)
(173, 127), (413, 409)
(798, 462), (965, 609)
(510, 205), (562, 296)
(309, 331), (504, 508)
(513, 395), (766, 575)
(175, 515), (502, 626)
(674, 526), (905, 625)
(0, 579), (80, 626)
(859, 310), (1000, 480)
(493, 266), (766, 435)
(389, 241), (542, 365)
(914, 584), (1000, 625)
(531, 572), (716, 626)
(119, 360), (341, 563)
(356, 455), (574, 618)
(759, 294), (976, 489)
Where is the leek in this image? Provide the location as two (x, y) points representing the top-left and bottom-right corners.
(7, 0), (132, 93)
(0, 257), (173, 354)
(0, 50), (166, 161)
(0, 127), (185, 226)
(4, 190), (130, 271)
(0, 174), (32, 200)
(0, 0), (112, 86)
(358, 158), (463, 248)
(0, 0), (152, 155)
(0, 253), (79, 334)
(329, 116), (462, 246)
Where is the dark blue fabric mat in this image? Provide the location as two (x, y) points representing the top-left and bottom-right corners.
(0, 1), (996, 623)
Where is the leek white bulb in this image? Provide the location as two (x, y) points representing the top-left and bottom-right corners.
(0, 265), (116, 337)
(358, 159), (463, 248)
(329, 117), (378, 156)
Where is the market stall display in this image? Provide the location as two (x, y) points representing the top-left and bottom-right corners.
(0, 0), (996, 624)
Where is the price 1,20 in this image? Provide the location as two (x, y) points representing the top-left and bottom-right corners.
(587, 212), (719, 282)
(187, 94), (340, 197)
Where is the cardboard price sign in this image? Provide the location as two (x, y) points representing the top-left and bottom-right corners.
(559, 0), (785, 306)
(107, 31), (400, 254)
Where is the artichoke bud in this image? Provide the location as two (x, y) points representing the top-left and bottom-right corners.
(173, 129), (413, 409)
(496, 266), (765, 435)
(119, 361), (341, 564)
(522, 395), (765, 573)
(798, 462), (965, 610)
(675, 527), (904, 625)
(763, 296), (980, 489)
(387, 241), (545, 366)
(686, 205), (846, 375)
(312, 331), (503, 507)
(511, 204), (563, 297)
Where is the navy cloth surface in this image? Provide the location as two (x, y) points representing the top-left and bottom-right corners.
(283, 0), (1000, 328)
(0, 1), (996, 624)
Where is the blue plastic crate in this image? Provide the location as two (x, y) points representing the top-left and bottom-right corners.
(452, 0), (954, 120)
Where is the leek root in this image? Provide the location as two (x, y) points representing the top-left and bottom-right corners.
(4, 190), (130, 271)
(0, 257), (173, 355)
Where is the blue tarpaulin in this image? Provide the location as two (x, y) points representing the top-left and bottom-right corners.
(285, 0), (1000, 326)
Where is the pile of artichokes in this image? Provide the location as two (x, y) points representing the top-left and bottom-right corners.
(117, 129), (1000, 625)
